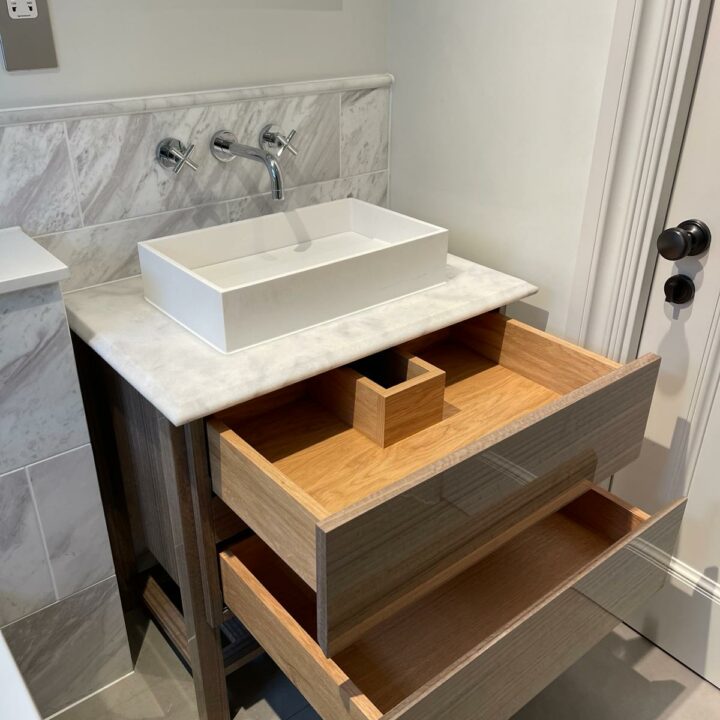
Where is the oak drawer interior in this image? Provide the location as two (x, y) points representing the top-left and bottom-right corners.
(213, 313), (620, 515)
(221, 485), (679, 720)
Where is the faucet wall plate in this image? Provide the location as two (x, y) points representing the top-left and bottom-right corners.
(211, 130), (239, 163)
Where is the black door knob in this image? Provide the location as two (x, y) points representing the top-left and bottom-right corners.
(657, 219), (711, 260)
(664, 275), (695, 305)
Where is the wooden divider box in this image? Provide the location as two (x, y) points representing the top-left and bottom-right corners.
(311, 350), (446, 448)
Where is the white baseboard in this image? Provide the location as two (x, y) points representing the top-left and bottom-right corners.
(627, 550), (720, 688)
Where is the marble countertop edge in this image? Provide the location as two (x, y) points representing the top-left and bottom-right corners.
(65, 256), (537, 426)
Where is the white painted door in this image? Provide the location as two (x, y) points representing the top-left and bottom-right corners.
(612, 6), (720, 687)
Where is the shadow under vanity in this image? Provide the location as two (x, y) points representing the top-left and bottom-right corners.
(70, 294), (685, 720)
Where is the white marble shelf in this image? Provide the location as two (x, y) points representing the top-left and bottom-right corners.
(0, 228), (69, 295)
(64, 255), (537, 426)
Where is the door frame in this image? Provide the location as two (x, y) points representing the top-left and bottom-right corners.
(568, 0), (720, 675)
(565, 0), (712, 362)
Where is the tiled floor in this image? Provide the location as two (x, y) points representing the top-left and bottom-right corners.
(55, 616), (720, 720)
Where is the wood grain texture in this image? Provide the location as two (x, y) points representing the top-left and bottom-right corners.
(377, 357), (446, 447)
(212, 318), (659, 651)
(221, 490), (684, 720)
(211, 497), (248, 544)
(318, 458), (597, 655)
(317, 353), (660, 654)
(166, 419), (231, 720)
(71, 334), (138, 611)
(310, 353), (446, 447)
(208, 419), (324, 588)
(459, 313), (620, 394)
(220, 540), (382, 720)
(142, 574), (190, 664)
(223, 350), (560, 515)
(142, 573), (261, 677)
(187, 421), (225, 628)
(94, 359), (180, 582)
(379, 498), (687, 720)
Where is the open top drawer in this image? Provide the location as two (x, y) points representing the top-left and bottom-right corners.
(220, 485), (685, 720)
(208, 313), (660, 654)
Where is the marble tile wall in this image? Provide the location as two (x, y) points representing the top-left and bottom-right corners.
(0, 284), (88, 474)
(0, 77), (392, 293)
(0, 284), (131, 717)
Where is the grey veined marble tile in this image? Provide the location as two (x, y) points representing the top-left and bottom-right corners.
(0, 284), (88, 475)
(341, 88), (390, 176)
(227, 171), (389, 222)
(2, 576), (132, 718)
(0, 122), (82, 235)
(0, 468), (55, 626)
(67, 93), (340, 225)
(28, 445), (114, 599)
(37, 203), (227, 292)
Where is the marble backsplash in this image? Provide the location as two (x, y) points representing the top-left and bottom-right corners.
(0, 75), (392, 293)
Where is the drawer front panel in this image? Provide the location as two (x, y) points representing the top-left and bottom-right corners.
(319, 354), (660, 654)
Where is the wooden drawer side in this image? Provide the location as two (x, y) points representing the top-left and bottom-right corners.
(220, 546), (381, 720)
(457, 313), (621, 394)
(208, 419), (324, 588)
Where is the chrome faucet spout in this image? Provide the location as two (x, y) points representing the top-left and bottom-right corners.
(263, 152), (284, 201)
(211, 127), (296, 201)
(227, 142), (284, 200)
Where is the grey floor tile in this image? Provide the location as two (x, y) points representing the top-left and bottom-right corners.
(3, 577), (131, 717)
(228, 654), (308, 720)
(54, 618), (720, 720)
(512, 624), (720, 719)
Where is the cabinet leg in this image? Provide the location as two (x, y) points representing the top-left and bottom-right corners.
(167, 420), (230, 720)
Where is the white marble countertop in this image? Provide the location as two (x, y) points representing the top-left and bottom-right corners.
(0, 227), (69, 295)
(0, 635), (40, 720)
(65, 255), (536, 426)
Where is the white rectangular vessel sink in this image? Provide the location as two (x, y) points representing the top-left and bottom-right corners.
(139, 199), (448, 353)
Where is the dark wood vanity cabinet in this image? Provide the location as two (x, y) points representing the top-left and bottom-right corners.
(75, 312), (684, 720)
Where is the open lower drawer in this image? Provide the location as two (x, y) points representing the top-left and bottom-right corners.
(221, 485), (685, 720)
(208, 313), (661, 654)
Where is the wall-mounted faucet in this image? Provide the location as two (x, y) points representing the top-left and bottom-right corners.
(210, 124), (298, 200)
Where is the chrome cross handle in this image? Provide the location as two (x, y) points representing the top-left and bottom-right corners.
(260, 124), (298, 157)
(156, 138), (199, 174)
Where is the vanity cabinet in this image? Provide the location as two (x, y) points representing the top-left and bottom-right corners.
(75, 309), (683, 720)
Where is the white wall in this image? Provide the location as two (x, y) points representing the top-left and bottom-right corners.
(388, 0), (616, 333)
(0, 0), (389, 108)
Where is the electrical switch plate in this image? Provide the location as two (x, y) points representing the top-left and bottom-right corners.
(7, 1), (38, 20)
(0, 0), (56, 70)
